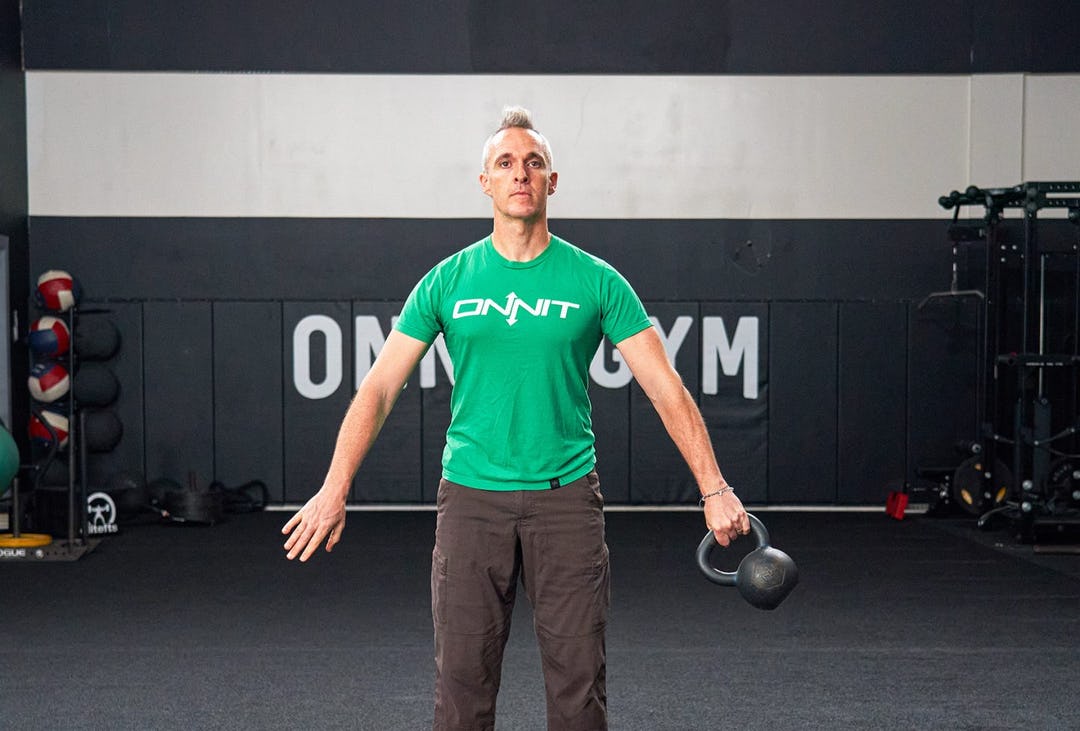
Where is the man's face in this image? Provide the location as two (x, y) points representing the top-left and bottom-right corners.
(480, 127), (557, 222)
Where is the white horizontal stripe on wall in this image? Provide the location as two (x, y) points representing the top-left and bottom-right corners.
(1022, 75), (1080, 185)
(26, 72), (1078, 219)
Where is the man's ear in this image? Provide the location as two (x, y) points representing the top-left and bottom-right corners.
(548, 171), (558, 195)
(479, 172), (492, 197)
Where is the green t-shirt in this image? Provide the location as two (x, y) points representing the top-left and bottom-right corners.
(395, 235), (652, 490)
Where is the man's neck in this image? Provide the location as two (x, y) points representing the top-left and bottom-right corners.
(491, 217), (551, 262)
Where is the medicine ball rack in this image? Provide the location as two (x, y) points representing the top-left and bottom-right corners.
(12, 302), (123, 561)
(12, 304), (96, 560)
(931, 181), (1080, 542)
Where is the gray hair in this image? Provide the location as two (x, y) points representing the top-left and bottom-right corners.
(480, 105), (554, 172)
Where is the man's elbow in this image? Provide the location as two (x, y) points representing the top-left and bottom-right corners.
(642, 373), (692, 410)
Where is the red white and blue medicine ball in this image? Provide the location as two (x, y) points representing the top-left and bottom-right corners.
(29, 408), (70, 450)
(28, 316), (71, 357)
(28, 360), (70, 403)
(34, 270), (81, 312)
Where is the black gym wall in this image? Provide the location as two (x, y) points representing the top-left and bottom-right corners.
(16, 1), (1080, 506)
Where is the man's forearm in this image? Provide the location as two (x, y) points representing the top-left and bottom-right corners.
(321, 381), (399, 497)
(648, 382), (727, 494)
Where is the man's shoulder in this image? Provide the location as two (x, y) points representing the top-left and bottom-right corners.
(437, 237), (488, 267)
(420, 237), (489, 282)
(551, 235), (619, 276)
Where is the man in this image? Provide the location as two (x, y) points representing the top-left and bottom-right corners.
(282, 106), (748, 730)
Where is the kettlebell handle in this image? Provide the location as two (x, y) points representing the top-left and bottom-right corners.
(696, 512), (770, 586)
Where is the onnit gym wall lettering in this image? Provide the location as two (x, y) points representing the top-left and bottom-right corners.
(292, 314), (760, 400)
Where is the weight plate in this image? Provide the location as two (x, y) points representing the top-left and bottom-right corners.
(0, 532), (53, 548)
(1045, 457), (1080, 504)
(952, 456), (1013, 516)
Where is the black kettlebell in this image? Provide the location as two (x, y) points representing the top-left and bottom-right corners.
(696, 513), (798, 610)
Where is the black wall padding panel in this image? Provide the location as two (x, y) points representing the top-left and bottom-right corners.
(282, 301), (353, 503)
(699, 302), (768, 504)
(21, 1), (1080, 73)
(768, 302), (838, 503)
(837, 302), (909, 504)
(212, 301), (284, 501)
(142, 301), (214, 485)
(629, 303), (700, 503)
(907, 296), (982, 479)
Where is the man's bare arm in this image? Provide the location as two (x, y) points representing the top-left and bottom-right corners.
(615, 327), (749, 545)
(282, 329), (430, 561)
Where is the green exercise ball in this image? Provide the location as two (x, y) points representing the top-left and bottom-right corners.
(0, 422), (20, 495)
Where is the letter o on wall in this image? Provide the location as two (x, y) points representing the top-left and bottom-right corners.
(293, 315), (343, 400)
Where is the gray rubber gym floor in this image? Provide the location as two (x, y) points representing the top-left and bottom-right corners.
(2, 509), (1078, 729)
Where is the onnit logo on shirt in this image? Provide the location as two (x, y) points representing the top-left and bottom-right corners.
(451, 292), (581, 326)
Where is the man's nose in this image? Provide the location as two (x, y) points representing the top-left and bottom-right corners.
(513, 164), (529, 181)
